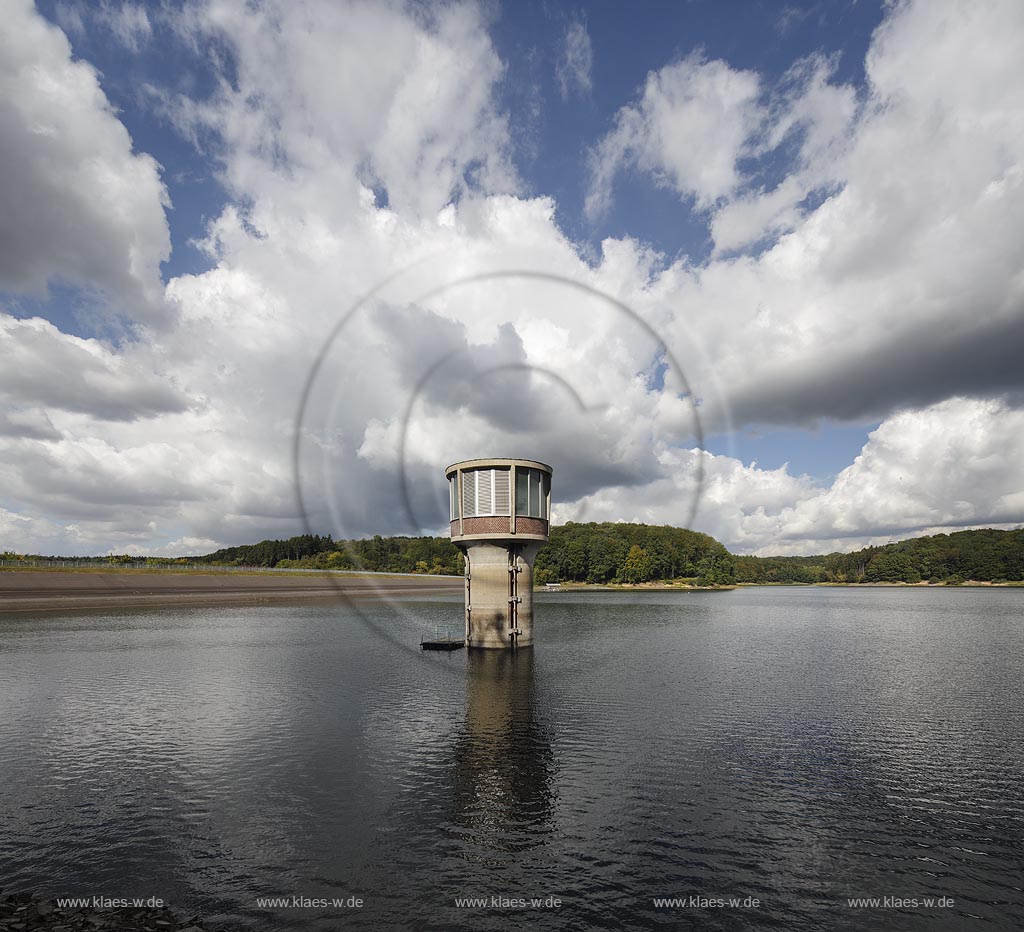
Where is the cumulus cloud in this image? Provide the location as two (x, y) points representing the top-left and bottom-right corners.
(709, 54), (857, 252)
(0, 506), (76, 555)
(120, 536), (221, 558)
(587, 49), (856, 247)
(647, 0), (1024, 431)
(556, 19), (593, 100)
(0, 407), (60, 441)
(0, 0), (170, 322)
(166, 0), (518, 220)
(586, 53), (762, 218)
(0, 315), (188, 421)
(777, 398), (1024, 543)
(558, 398), (1024, 555)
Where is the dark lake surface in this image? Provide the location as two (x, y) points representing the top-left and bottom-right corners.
(2, 587), (1023, 930)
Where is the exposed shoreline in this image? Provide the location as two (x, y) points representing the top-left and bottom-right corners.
(540, 580), (1023, 591)
(538, 583), (735, 592)
(0, 569), (462, 614)
(2, 570), (1019, 615)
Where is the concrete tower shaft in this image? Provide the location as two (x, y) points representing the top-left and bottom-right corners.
(446, 458), (552, 649)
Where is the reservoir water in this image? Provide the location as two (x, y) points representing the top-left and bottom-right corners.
(1, 587), (1022, 930)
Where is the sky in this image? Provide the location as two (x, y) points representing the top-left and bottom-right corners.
(1, 0), (1023, 557)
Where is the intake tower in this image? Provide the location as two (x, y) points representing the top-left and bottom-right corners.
(446, 458), (552, 649)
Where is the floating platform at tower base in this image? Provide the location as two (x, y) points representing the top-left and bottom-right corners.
(421, 637), (466, 651)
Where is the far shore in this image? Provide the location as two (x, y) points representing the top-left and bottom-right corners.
(538, 580), (1024, 591)
(537, 582), (735, 592)
(737, 580), (1024, 587)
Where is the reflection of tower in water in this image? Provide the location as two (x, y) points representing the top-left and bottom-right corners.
(450, 649), (554, 859)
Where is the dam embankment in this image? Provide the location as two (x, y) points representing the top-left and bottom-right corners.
(0, 569), (462, 614)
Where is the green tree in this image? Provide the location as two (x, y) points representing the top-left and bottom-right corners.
(621, 545), (652, 584)
(587, 537), (618, 583)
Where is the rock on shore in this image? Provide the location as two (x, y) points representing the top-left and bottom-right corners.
(0, 893), (226, 932)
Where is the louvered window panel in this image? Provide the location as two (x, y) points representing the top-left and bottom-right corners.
(493, 469), (510, 515)
(462, 472), (477, 517)
(476, 470), (493, 515)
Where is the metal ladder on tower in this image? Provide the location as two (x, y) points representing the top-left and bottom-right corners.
(508, 554), (522, 648)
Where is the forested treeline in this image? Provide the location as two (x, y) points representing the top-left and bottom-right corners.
(197, 534), (334, 567)
(198, 534), (465, 575)
(196, 526), (1024, 585)
(533, 522), (734, 585)
(194, 522), (735, 584)
(733, 529), (1024, 584)
(8, 526), (1021, 585)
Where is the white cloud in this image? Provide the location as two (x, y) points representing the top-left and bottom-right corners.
(557, 398), (1024, 555)
(776, 398), (1024, 545)
(647, 0), (1024, 432)
(0, 0), (170, 322)
(709, 54), (857, 252)
(587, 49), (857, 248)
(119, 536), (221, 558)
(167, 0), (518, 220)
(556, 19), (593, 101)
(0, 506), (76, 555)
(587, 52), (762, 218)
(0, 314), (188, 422)
(96, 2), (153, 50)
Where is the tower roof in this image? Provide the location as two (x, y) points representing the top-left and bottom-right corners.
(445, 457), (552, 477)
